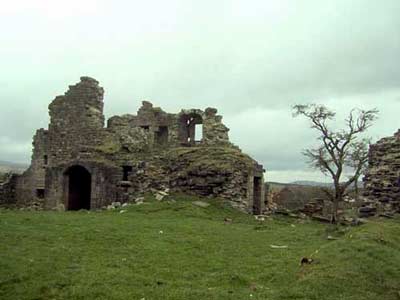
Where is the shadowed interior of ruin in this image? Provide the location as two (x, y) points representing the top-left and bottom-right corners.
(253, 177), (262, 214)
(155, 126), (169, 145)
(65, 166), (91, 210)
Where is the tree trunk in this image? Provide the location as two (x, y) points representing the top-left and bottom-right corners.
(331, 180), (341, 223)
(331, 189), (342, 224)
(332, 198), (339, 223)
(354, 178), (359, 201)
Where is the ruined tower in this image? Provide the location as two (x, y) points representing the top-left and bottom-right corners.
(47, 76), (105, 164)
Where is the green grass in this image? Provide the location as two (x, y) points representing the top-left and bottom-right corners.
(1, 195), (400, 300)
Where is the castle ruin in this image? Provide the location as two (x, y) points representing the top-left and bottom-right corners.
(8, 77), (265, 213)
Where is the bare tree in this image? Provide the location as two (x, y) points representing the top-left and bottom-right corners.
(292, 104), (378, 223)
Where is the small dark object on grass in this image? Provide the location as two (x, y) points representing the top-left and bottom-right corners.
(300, 257), (314, 266)
(224, 218), (232, 224)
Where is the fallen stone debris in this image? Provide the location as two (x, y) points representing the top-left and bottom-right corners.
(192, 201), (210, 208)
(270, 245), (288, 249)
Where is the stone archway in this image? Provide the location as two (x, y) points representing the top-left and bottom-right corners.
(64, 165), (91, 210)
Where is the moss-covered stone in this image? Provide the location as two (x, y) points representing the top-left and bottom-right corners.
(95, 134), (121, 154)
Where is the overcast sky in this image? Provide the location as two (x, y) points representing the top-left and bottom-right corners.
(0, 0), (399, 182)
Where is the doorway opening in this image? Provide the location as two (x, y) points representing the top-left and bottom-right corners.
(122, 165), (133, 181)
(155, 126), (169, 145)
(65, 165), (91, 210)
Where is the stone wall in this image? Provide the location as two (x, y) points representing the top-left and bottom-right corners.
(166, 146), (264, 212)
(0, 173), (19, 206)
(202, 108), (230, 145)
(44, 160), (121, 210)
(363, 130), (400, 213)
(47, 76), (105, 165)
(12, 129), (49, 206)
(107, 102), (230, 148)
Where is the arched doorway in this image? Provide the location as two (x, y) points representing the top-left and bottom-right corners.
(65, 165), (91, 210)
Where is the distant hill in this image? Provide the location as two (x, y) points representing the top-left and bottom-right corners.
(268, 180), (354, 188)
(267, 181), (332, 189)
(0, 161), (28, 174)
(289, 180), (333, 187)
(266, 181), (331, 197)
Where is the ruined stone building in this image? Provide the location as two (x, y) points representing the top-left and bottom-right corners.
(363, 130), (400, 212)
(8, 77), (265, 213)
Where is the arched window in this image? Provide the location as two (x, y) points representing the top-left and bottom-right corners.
(178, 113), (203, 145)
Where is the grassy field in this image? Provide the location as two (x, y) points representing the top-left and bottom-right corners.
(1, 195), (399, 300)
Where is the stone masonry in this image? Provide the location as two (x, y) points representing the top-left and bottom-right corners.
(0, 173), (19, 206)
(363, 130), (400, 213)
(13, 77), (265, 213)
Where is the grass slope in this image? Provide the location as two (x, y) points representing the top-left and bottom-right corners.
(1, 195), (399, 300)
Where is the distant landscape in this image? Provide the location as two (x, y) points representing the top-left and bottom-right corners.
(268, 180), (356, 189)
(268, 181), (333, 188)
(0, 161), (28, 174)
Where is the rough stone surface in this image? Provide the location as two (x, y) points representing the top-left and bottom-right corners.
(0, 173), (19, 205)
(12, 77), (265, 214)
(363, 130), (400, 213)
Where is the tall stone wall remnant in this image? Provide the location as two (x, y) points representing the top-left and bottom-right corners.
(363, 130), (400, 213)
(12, 77), (266, 214)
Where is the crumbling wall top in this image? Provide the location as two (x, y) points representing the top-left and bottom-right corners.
(48, 76), (105, 130)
